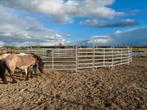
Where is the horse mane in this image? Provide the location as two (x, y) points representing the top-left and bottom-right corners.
(30, 53), (43, 63)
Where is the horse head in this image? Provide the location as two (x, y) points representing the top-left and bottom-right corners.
(31, 53), (44, 73)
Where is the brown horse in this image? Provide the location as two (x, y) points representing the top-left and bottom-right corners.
(0, 52), (12, 84)
(0, 59), (7, 84)
(2, 53), (44, 83)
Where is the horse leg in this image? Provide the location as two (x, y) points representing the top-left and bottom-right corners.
(0, 70), (7, 84)
(20, 70), (25, 78)
(33, 64), (37, 74)
(25, 68), (29, 80)
(30, 65), (34, 78)
(0, 65), (8, 84)
(5, 65), (17, 83)
(29, 68), (33, 78)
(1, 74), (7, 84)
(9, 71), (17, 83)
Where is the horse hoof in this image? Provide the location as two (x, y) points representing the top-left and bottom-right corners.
(12, 80), (17, 83)
(25, 78), (29, 80)
(3, 81), (8, 84)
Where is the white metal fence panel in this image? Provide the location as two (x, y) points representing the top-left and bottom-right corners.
(11, 47), (132, 72)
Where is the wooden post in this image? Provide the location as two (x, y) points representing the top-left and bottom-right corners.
(127, 47), (130, 65)
(130, 47), (133, 62)
(128, 47), (132, 63)
(103, 48), (105, 67)
(111, 47), (114, 68)
(121, 48), (123, 65)
(52, 49), (54, 70)
(92, 46), (95, 71)
(75, 46), (78, 73)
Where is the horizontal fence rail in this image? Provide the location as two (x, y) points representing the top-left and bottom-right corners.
(12, 47), (132, 72)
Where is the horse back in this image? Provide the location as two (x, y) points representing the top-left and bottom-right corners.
(16, 55), (36, 67)
(0, 53), (11, 60)
(4, 54), (36, 67)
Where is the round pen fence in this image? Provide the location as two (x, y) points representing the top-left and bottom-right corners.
(17, 47), (132, 72)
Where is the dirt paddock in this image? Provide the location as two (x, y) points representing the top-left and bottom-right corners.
(0, 57), (147, 110)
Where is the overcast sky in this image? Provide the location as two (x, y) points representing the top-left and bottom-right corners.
(0, 0), (147, 46)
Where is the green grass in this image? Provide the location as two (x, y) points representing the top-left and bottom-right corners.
(132, 48), (144, 52)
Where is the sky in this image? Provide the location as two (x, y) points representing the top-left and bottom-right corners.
(0, 0), (147, 46)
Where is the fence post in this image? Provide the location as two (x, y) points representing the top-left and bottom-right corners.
(52, 49), (54, 70)
(103, 48), (106, 67)
(121, 48), (123, 65)
(92, 46), (95, 71)
(75, 46), (78, 73)
(127, 47), (130, 65)
(130, 47), (133, 62)
(128, 47), (132, 64)
(111, 47), (114, 68)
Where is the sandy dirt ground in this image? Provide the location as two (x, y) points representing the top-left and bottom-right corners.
(0, 57), (147, 110)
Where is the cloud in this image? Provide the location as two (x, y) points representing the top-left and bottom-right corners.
(81, 19), (137, 27)
(88, 35), (112, 44)
(0, 41), (5, 47)
(87, 27), (147, 46)
(0, 5), (68, 46)
(0, 0), (124, 23)
(111, 27), (147, 46)
(76, 35), (113, 46)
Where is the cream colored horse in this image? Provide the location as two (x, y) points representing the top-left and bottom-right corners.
(2, 53), (44, 83)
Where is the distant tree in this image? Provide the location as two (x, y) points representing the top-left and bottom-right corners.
(19, 46), (27, 49)
(2, 45), (17, 49)
(58, 43), (63, 46)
